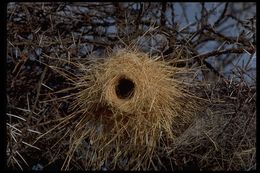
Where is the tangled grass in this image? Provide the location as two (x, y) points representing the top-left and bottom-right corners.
(36, 47), (204, 170)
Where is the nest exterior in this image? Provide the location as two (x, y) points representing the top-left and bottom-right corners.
(49, 48), (202, 170)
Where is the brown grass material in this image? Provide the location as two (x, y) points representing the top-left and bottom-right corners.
(37, 48), (204, 170)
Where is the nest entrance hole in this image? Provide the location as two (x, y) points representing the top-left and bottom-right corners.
(116, 77), (135, 99)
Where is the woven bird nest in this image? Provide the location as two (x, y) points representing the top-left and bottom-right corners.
(41, 48), (202, 170)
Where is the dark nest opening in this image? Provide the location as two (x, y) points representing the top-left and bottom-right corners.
(115, 77), (135, 99)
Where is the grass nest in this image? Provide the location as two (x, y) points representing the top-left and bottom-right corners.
(36, 47), (204, 170)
